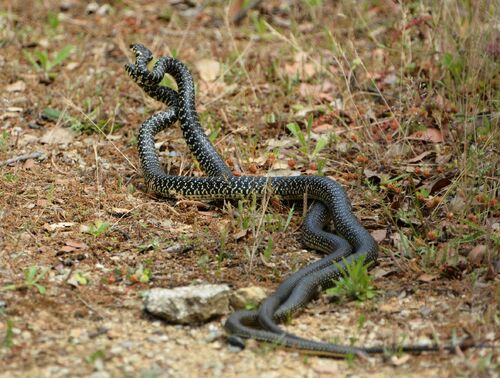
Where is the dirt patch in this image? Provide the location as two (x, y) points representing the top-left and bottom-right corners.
(0, 1), (497, 377)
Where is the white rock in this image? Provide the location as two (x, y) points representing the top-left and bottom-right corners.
(143, 285), (231, 324)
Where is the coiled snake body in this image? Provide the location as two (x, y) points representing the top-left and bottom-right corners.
(126, 44), (467, 356)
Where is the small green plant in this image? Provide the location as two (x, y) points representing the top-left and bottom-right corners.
(216, 228), (231, 266)
(84, 220), (110, 237)
(72, 272), (89, 286)
(85, 349), (105, 364)
(262, 237), (273, 261)
(2, 319), (14, 349)
(2, 173), (17, 183)
(46, 11), (60, 34)
(250, 12), (267, 36)
(286, 116), (328, 161)
(3, 266), (48, 294)
(441, 52), (465, 86)
(0, 130), (10, 152)
(138, 238), (162, 253)
(130, 264), (151, 283)
(23, 44), (73, 81)
(326, 256), (376, 302)
(197, 254), (210, 272)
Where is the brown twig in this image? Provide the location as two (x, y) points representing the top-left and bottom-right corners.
(0, 151), (45, 166)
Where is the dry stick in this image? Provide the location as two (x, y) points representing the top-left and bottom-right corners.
(0, 151), (45, 166)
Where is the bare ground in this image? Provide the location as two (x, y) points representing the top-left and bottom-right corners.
(0, 1), (498, 377)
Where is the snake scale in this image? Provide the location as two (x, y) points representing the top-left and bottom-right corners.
(126, 44), (470, 356)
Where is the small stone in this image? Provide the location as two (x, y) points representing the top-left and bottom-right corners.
(143, 285), (231, 324)
(86, 2), (99, 13)
(229, 286), (267, 309)
(419, 306), (432, 317)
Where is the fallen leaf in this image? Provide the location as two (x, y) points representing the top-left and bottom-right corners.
(407, 150), (434, 163)
(60, 245), (76, 253)
(44, 222), (75, 231)
(228, 0), (244, 20)
(233, 229), (247, 240)
(195, 59), (221, 82)
(36, 199), (48, 207)
(417, 273), (438, 282)
(408, 128), (444, 143)
(468, 245), (487, 266)
(6, 81), (26, 92)
(371, 229), (387, 242)
(65, 240), (88, 249)
(110, 207), (132, 217)
(371, 266), (398, 279)
(23, 159), (36, 169)
(428, 176), (452, 194)
(390, 354), (410, 366)
(380, 302), (399, 313)
(40, 127), (75, 145)
(283, 61), (317, 80)
(312, 123), (334, 133)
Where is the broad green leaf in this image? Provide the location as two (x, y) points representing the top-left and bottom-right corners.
(52, 45), (74, 67)
(312, 136), (328, 156)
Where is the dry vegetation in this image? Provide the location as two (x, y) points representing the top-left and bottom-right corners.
(0, 0), (498, 377)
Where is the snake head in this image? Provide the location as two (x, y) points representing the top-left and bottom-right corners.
(129, 43), (154, 63)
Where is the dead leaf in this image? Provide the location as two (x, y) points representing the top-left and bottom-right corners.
(429, 176), (452, 194)
(44, 222), (75, 231)
(417, 273), (438, 282)
(371, 229), (387, 242)
(284, 52), (318, 80)
(23, 159), (36, 169)
(379, 302), (399, 313)
(371, 266), (397, 279)
(297, 82), (335, 102)
(407, 150), (434, 163)
(195, 59), (221, 82)
(390, 354), (410, 366)
(468, 245), (487, 266)
(233, 229), (247, 240)
(65, 240), (88, 249)
(41, 127), (75, 145)
(408, 128), (444, 143)
(6, 81), (26, 92)
(66, 62), (79, 71)
(228, 0), (244, 20)
(284, 62), (317, 80)
(60, 245), (76, 253)
(36, 199), (48, 207)
(312, 124), (334, 133)
(110, 207), (132, 217)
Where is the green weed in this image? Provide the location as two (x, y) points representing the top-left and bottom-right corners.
(3, 266), (48, 294)
(85, 350), (105, 364)
(138, 238), (162, 253)
(2, 319), (13, 349)
(286, 115), (328, 162)
(0, 131), (9, 152)
(23, 44), (73, 81)
(326, 256), (376, 302)
(84, 220), (110, 237)
(2, 173), (17, 183)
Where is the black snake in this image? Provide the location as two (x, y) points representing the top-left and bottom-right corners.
(126, 44), (472, 356)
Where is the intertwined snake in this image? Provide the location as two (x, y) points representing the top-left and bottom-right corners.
(126, 44), (472, 356)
